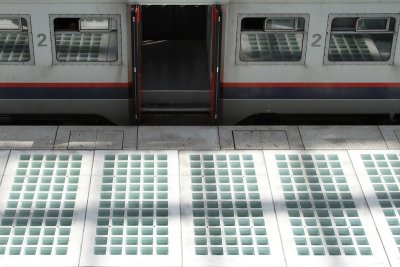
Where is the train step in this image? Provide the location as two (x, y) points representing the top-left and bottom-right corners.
(141, 104), (210, 114)
(141, 89), (210, 105)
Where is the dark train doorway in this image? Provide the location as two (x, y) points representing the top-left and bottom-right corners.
(130, 5), (222, 124)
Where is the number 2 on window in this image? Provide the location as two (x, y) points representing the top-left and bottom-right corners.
(311, 34), (322, 47)
(37, 34), (47, 47)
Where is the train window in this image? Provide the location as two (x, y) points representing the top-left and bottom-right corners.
(326, 15), (398, 63)
(356, 18), (390, 31)
(238, 15), (308, 63)
(79, 19), (110, 31)
(52, 16), (120, 63)
(0, 16), (32, 63)
(264, 18), (297, 31)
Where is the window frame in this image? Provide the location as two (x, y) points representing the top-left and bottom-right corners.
(0, 14), (34, 65)
(236, 13), (310, 65)
(324, 13), (400, 65)
(49, 14), (122, 65)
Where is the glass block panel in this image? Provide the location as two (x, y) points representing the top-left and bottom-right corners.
(361, 153), (400, 252)
(91, 153), (169, 256)
(189, 153), (269, 256)
(80, 151), (181, 267)
(0, 154), (84, 256)
(274, 153), (371, 256)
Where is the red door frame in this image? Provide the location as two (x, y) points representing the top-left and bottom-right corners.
(210, 5), (223, 122)
(130, 5), (142, 122)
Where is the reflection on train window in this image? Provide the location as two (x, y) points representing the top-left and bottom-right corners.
(240, 16), (307, 62)
(53, 17), (118, 62)
(0, 17), (31, 63)
(327, 16), (397, 62)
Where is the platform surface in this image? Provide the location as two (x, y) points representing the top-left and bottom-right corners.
(0, 125), (399, 267)
(0, 125), (394, 150)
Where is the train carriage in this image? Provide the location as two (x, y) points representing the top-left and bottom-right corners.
(0, 0), (399, 124)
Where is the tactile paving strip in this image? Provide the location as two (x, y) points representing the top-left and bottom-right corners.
(80, 151), (181, 267)
(180, 151), (285, 267)
(264, 151), (389, 267)
(0, 151), (92, 267)
(350, 150), (400, 267)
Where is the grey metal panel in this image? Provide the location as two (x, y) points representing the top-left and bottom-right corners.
(138, 126), (220, 150)
(221, 100), (400, 125)
(219, 126), (304, 150)
(0, 126), (57, 149)
(67, 130), (124, 150)
(54, 126), (136, 150)
(232, 130), (289, 149)
(0, 100), (130, 126)
(299, 126), (387, 150)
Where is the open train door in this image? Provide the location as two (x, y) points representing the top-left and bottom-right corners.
(210, 5), (222, 122)
(130, 5), (141, 122)
(131, 4), (222, 124)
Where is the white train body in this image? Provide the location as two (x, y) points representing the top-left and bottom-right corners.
(0, 0), (399, 124)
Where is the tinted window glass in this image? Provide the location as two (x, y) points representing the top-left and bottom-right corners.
(54, 17), (118, 62)
(240, 17), (306, 62)
(0, 17), (30, 62)
(328, 17), (396, 62)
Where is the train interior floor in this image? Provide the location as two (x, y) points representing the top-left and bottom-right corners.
(142, 40), (209, 91)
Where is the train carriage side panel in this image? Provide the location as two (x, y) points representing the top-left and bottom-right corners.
(221, 1), (400, 124)
(0, 2), (130, 124)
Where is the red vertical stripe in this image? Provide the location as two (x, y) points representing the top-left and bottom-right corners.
(136, 5), (142, 116)
(209, 5), (217, 120)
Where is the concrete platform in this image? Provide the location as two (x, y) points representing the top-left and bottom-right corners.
(0, 148), (398, 267)
(54, 126), (137, 150)
(0, 125), (399, 267)
(0, 126), (57, 149)
(0, 125), (396, 150)
(219, 126), (304, 150)
(299, 126), (388, 150)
